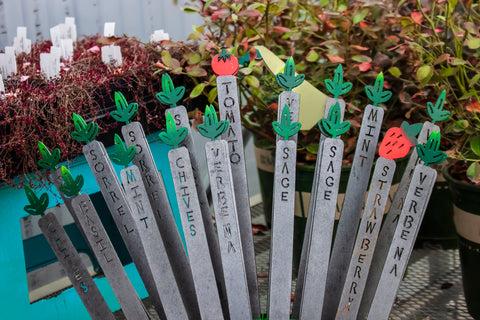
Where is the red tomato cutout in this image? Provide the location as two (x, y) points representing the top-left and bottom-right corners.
(211, 48), (239, 76)
(379, 127), (413, 160)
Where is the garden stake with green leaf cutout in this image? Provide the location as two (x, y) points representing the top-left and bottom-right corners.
(336, 126), (414, 320)
(366, 131), (446, 320)
(215, 48), (261, 317)
(359, 91), (451, 319)
(103, 90), (201, 317)
(167, 123), (224, 320)
(58, 165), (150, 320)
(293, 66), (352, 318)
(198, 105), (252, 319)
(24, 186), (115, 320)
(268, 105), (300, 320)
(110, 91), (138, 124)
(324, 72), (390, 320)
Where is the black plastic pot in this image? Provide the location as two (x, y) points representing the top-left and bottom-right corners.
(444, 165), (480, 320)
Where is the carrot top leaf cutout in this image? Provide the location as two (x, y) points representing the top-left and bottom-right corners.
(324, 65), (352, 99)
(272, 105), (301, 140)
(400, 121), (423, 145)
(318, 102), (351, 138)
(365, 72), (392, 106)
(197, 104), (230, 140)
(379, 126), (413, 160)
(70, 113), (99, 144)
(109, 134), (136, 167)
(24, 185), (49, 216)
(211, 48), (239, 76)
(111, 91), (138, 124)
(59, 165), (84, 197)
(37, 141), (61, 170)
(158, 113), (188, 148)
(416, 131), (448, 166)
(155, 73), (186, 108)
(427, 89), (450, 123)
(275, 57), (305, 91)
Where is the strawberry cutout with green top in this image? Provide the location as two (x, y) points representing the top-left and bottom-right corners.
(324, 65), (353, 99)
(24, 185), (49, 216)
(197, 105), (230, 140)
(158, 113), (188, 148)
(365, 72), (392, 106)
(318, 102), (351, 138)
(379, 126), (414, 160)
(110, 91), (138, 124)
(71, 113), (99, 144)
(275, 57), (305, 91)
(59, 165), (84, 197)
(416, 131), (447, 166)
(211, 48), (239, 76)
(155, 73), (186, 107)
(427, 89), (450, 123)
(109, 134), (136, 167)
(272, 105), (301, 140)
(37, 141), (61, 171)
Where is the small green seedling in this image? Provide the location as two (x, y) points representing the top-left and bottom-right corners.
(110, 91), (138, 124)
(318, 102), (351, 138)
(427, 89), (450, 123)
(272, 105), (301, 140)
(324, 65), (352, 99)
(400, 121), (423, 145)
(37, 141), (61, 170)
(155, 73), (186, 108)
(416, 131), (448, 166)
(197, 105), (230, 140)
(109, 134), (137, 167)
(275, 57), (305, 91)
(23, 185), (49, 216)
(365, 72), (392, 106)
(158, 113), (188, 148)
(70, 113), (99, 144)
(59, 165), (84, 197)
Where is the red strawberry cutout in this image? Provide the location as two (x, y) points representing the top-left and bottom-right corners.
(379, 126), (413, 160)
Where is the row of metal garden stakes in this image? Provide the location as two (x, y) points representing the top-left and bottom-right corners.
(25, 55), (449, 320)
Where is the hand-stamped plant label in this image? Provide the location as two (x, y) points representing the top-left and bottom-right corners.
(103, 22), (115, 37)
(336, 157), (396, 320)
(71, 194), (149, 320)
(324, 104), (384, 319)
(206, 139), (252, 319)
(268, 139), (297, 320)
(217, 74), (260, 316)
(169, 147), (224, 320)
(38, 212), (115, 320)
(298, 137), (344, 320)
(101, 45), (122, 66)
(121, 122), (200, 317)
(120, 165), (190, 319)
(366, 164), (437, 320)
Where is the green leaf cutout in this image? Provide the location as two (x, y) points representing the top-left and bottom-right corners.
(110, 91), (138, 124)
(365, 72), (392, 106)
(400, 121), (423, 145)
(23, 185), (49, 216)
(109, 134), (136, 167)
(275, 57), (305, 91)
(324, 65), (352, 98)
(70, 113), (99, 144)
(59, 165), (84, 197)
(197, 105), (230, 140)
(37, 141), (61, 170)
(416, 131), (448, 166)
(426, 89), (450, 123)
(158, 113), (188, 147)
(155, 73), (186, 107)
(318, 102), (351, 138)
(272, 105), (301, 140)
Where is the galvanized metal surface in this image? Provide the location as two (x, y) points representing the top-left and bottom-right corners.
(116, 203), (473, 320)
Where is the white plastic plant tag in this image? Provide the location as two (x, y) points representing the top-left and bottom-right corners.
(60, 39), (74, 60)
(104, 22), (115, 37)
(65, 17), (77, 42)
(150, 29), (170, 42)
(101, 45), (122, 67)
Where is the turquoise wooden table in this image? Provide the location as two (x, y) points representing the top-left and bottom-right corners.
(0, 134), (184, 320)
